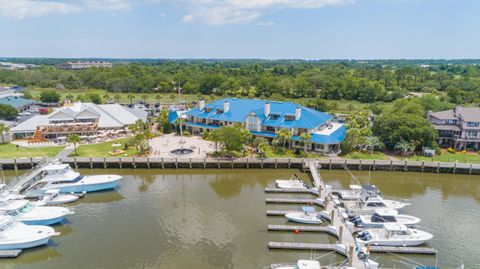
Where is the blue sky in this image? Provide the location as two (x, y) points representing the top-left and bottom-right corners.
(0, 0), (479, 59)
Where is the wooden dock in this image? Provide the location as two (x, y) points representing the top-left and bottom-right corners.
(265, 197), (323, 206)
(268, 241), (436, 255)
(264, 187), (319, 195)
(267, 224), (330, 233)
(0, 250), (22, 258)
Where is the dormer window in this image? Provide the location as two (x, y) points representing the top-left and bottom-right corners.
(216, 109), (224, 114)
(285, 115), (295, 121)
(205, 107), (212, 112)
(270, 114), (280, 120)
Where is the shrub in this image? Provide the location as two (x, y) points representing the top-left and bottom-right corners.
(461, 150), (466, 154)
(447, 147), (456, 154)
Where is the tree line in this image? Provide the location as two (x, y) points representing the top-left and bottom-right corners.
(0, 61), (479, 105)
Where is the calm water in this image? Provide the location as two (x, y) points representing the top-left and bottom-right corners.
(1, 169), (479, 269)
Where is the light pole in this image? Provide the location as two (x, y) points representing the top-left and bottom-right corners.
(172, 81), (184, 146)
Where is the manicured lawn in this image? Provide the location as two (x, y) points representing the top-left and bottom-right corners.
(261, 147), (325, 159)
(407, 150), (480, 164)
(341, 151), (392, 160)
(0, 143), (65, 159)
(70, 138), (138, 157)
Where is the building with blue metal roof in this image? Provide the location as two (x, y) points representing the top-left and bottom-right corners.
(183, 98), (346, 154)
(0, 96), (34, 111)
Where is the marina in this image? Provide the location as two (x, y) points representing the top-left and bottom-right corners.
(0, 167), (478, 268)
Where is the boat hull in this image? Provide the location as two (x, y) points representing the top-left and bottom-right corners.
(356, 239), (428, 247)
(0, 236), (51, 250)
(20, 215), (66, 226)
(54, 179), (119, 194)
(285, 212), (322, 224)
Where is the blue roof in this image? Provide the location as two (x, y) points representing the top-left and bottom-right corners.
(169, 111), (179, 124)
(311, 125), (346, 144)
(251, 131), (277, 138)
(0, 96), (33, 109)
(185, 98), (332, 129)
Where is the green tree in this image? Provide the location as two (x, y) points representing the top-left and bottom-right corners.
(0, 104), (18, 121)
(0, 124), (9, 144)
(366, 136), (383, 154)
(154, 94), (162, 104)
(277, 128), (293, 149)
(103, 93), (110, 103)
(127, 93), (135, 104)
(68, 134), (80, 156)
(87, 93), (102, 104)
(40, 90), (61, 103)
(65, 94), (74, 103)
(114, 94), (121, 103)
(157, 108), (172, 133)
(141, 94), (149, 104)
(213, 125), (250, 155)
(341, 110), (372, 153)
(395, 140), (414, 156)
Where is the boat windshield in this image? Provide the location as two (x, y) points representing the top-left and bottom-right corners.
(371, 214), (396, 223)
(52, 175), (84, 185)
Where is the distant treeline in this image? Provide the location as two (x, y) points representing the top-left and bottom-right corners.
(0, 60), (480, 104)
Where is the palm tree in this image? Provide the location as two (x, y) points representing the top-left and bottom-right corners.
(299, 133), (312, 153)
(0, 124), (9, 144)
(141, 94), (149, 104)
(154, 94), (162, 104)
(277, 128), (293, 149)
(103, 93), (110, 103)
(367, 136), (383, 155)
(67, 134), (81, 156)
(395, 140), (413, 157)
(205, 129), (220, 152)
(65, 94), (74, 103)
(127, 93), (135, 104)
(114, 94), (121, 104)
(258, 142), (270, 158)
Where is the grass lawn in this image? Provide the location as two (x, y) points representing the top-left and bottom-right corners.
(407, 149), (480, 164)
(0, 143), (65, 159)
(28, 87), (212, 104)
(71, 138), (139, 157)
(261, 147), (325, 159)
(341, 151), (392, 160)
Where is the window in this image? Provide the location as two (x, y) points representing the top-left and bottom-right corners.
(445, 119), (457, 125)
(247, 116), (257, 131)
(270, 114), (279, 120)
(465, 131), (477, 138)
(285, 115), (295, 121)
(467, 122), (479, 127)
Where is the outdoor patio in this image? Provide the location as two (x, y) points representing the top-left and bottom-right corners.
(149, 133), (215, 158)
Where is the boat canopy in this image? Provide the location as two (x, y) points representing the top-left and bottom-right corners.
(0, 215), (13, 228)
(383, 223), (408, 232)
(373, 208), (398, 216)
(0, 199), (29, 211)
(349, 184), (362, 190)
(42, 163), (71, 171)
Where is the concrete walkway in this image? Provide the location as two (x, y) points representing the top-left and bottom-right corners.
(55, 144), (75, 159)
(149, 134), (215, 158)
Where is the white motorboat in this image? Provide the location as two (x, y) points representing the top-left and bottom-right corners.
(23, 161), (122, 198)
(0, 199), (73, 226)
(0, 215), (60, 250)
(35, 189), (81, 206)
(351, 208), (421, 228)
(274, 260), (321, 269)
(336, 184), (380, 200)
(276, 175), (307, 189)
(356, 223), (433, 246)
(343, 195), (410, 213)
(285, 206), (323, 224)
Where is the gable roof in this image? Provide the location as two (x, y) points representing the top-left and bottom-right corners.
(185, 98), (333, 129)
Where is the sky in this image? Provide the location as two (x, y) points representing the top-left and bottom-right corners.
(0, 0), (479, 59)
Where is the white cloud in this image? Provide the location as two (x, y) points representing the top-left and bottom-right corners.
(181, 0), (352, 25)
(257, 21), (275, 27)
(0, 0), (133, 19)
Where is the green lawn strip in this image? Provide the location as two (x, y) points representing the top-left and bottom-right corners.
(407, 150), (480, 164)
(70, 138), (138, 157)
(341, 151), (391, 160)
(0, 143), (65, 159)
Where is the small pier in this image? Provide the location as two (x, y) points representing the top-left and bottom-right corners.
(0, 250), (22, 258)
(268, 241), (437, 255)
(265, 197), (323, 206)
(265, 187), (319, 195)
(267, 224), (332, 234)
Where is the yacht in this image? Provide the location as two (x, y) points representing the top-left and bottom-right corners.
(335, 184), (379, 200)
(0, 199), (73, 225)
(23, 161), (122, 198)
(343, 195), (409, 213)
(351, 208), (421, 228)
(356, 223), (433, 246)
(285, 206), (323, 224)
(275, 260), (321, 269)
(276, 175), (307, 189)
(0, 215), (60, 250)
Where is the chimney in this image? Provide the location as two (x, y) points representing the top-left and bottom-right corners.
(199, 99), (205, 110)
(264, 102), (270, 117)
(223, 100), (230, 113)
(295, 107), (302, 120)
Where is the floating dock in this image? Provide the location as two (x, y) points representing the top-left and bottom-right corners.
(265, 197), (323, 206)
(268, 241), (437, 255)
(264, 188), (319, 195)
(0, 250), (22, 258)
(267, 224), (331, 233)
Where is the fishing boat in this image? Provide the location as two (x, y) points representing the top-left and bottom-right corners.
(274, 260), (321, 269)
(335, 184), (380, 200)
(276, 175), (307, 189)
(35, 189), (82, 206)
(351, 208), (421, 228)
(23, 161), (121, 198)
(343, 195), (410, 213)
(285, 206), (323, 224)
(0, 215), (60, 250)
(0, 199), (73, 225)
(356, 223), (433, 246)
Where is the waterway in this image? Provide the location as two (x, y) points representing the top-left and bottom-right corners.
(1, 169), (478, 269)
